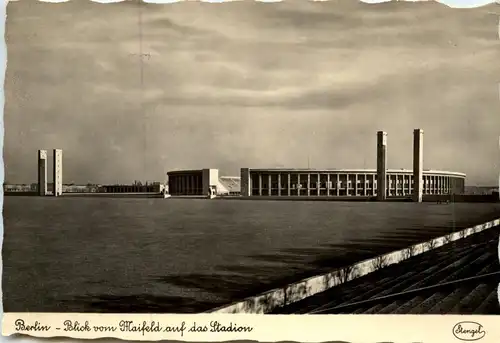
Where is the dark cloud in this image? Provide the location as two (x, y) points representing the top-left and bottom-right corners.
(4, 0), (500, 185)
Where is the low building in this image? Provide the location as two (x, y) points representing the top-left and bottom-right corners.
(101, 183), (163, 193)
(240, 168), (465, 198)
(3, 184), (32, 192)
(167, 169), (219, 196)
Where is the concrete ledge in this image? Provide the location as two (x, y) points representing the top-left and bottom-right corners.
(208, 218), (500, 314)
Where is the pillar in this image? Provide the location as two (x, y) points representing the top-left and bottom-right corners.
(412, 129), (423, 202)
(377, 131), (387, 201)
(258, 174), (262, 196)
(278, 174), (281, 196)
(327, 174), (331, 196)
(38, 150), (48, 196)
(53, 149), (63, 197)
(317, 173), (321, 196)
(240, 168), (251, 197)
(268, 174), (272, 196)
(287, 173), (291, 196)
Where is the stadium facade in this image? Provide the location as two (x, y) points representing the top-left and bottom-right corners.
(239, 129), (465, 199)
(166, 129), (467, 201)
(239, 168), (465, 198)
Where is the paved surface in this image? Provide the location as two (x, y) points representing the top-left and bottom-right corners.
(273, 226), (500, 314)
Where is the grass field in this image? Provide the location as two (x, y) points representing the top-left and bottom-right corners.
(3, 197), (499, 313)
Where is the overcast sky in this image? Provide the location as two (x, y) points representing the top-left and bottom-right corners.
(4, 0), (500, 185)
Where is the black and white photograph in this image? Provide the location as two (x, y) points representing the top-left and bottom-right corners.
(3, 0), (500, 330)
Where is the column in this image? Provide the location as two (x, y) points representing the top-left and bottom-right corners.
(287, 173), (291, 196)
(327, 174), (331, 196)
(278, 174), (281, 196)
(38, 149), (48, 196)
(268, 174), (271, 196)
(377, 131), (388, 201)
(336, 174), (340, 196)
(240, 168), (250, 197)
(317, 173), (321, 196)
(307, 173), (311, 196)
(386, 174), (391, 197)
(363, 174), (367, 196)
(258, 174), (262, 196)
(412, 129), (424, 202)
(53, 149), (63, 196)
(297, 174), (301, 196)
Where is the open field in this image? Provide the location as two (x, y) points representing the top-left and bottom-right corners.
(3, 197), (499, 313)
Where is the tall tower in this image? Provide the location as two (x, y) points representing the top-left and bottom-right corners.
(53, 149), (63, 196)
(412, 129), (424, 202)
(240, 168), (251, 197)
(376, 131), (387, 201)
(38, 150), (48, 196)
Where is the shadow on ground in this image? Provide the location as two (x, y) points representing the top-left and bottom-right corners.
(63, 294), (217, 313)
(63, 216), (500, 313)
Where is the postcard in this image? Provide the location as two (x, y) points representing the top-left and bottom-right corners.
(2, 0), (500, 342)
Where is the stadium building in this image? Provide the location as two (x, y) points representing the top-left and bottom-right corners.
(167, 129), (466, 201)
(167, 169), (241, 197)
(239, 168), (465, 198)
(240, 129), (465, 200)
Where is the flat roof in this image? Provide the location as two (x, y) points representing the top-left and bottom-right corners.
(167, 169), (204, 174)
(246, 168), (466, 177)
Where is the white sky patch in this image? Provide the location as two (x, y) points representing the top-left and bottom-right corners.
(92, 0), (124, 3)
(115, 0), (498, 7)
(143, 0), (183, 2)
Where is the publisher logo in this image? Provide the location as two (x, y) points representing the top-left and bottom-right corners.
(452, 322), (485, 341)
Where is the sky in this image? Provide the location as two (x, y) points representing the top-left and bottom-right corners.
(4, 0), (500, 185)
